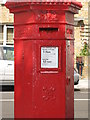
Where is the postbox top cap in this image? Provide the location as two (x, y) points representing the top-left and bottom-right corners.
(6, 0), (82, 8)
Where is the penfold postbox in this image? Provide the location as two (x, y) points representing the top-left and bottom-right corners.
(6, 0), (82, 118)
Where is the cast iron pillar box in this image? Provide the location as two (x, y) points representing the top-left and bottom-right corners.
(6, 0), (82, 118)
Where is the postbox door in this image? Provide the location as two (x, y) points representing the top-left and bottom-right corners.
(23, 40), (66, 118)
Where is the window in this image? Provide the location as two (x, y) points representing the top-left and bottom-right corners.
(0, 46), (14, 61)
(0, 25), (3, 45)
(3, 47), (14, 61)
(7, 26), (14, 45)
(3, 25), (14, 45)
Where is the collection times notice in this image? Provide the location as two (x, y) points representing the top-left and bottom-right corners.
(41, 47), (58, 68)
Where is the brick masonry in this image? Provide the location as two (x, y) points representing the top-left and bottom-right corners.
(0, 1), (89, 79)
(0, 4), (13, 23)
(74, 0), (89, 79)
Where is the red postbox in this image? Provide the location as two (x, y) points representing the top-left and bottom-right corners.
(6, 0), (82, 118)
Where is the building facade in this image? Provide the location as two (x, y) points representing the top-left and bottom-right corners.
(0, 0), (89, 78)
(74, 0), (90, 78)
(0, 0), (14, 46)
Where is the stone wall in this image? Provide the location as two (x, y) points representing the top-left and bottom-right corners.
(74, 1), (89, 79)
(0, 4), (14, 23)
(0, 1), (89, 79)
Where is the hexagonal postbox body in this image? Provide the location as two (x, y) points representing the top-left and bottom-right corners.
(6, 1), (82, 118)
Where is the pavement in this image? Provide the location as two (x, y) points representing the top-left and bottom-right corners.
(74, 78), (90, 89)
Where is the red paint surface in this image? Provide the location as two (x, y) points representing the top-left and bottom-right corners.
(6, 1), (82, 118)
